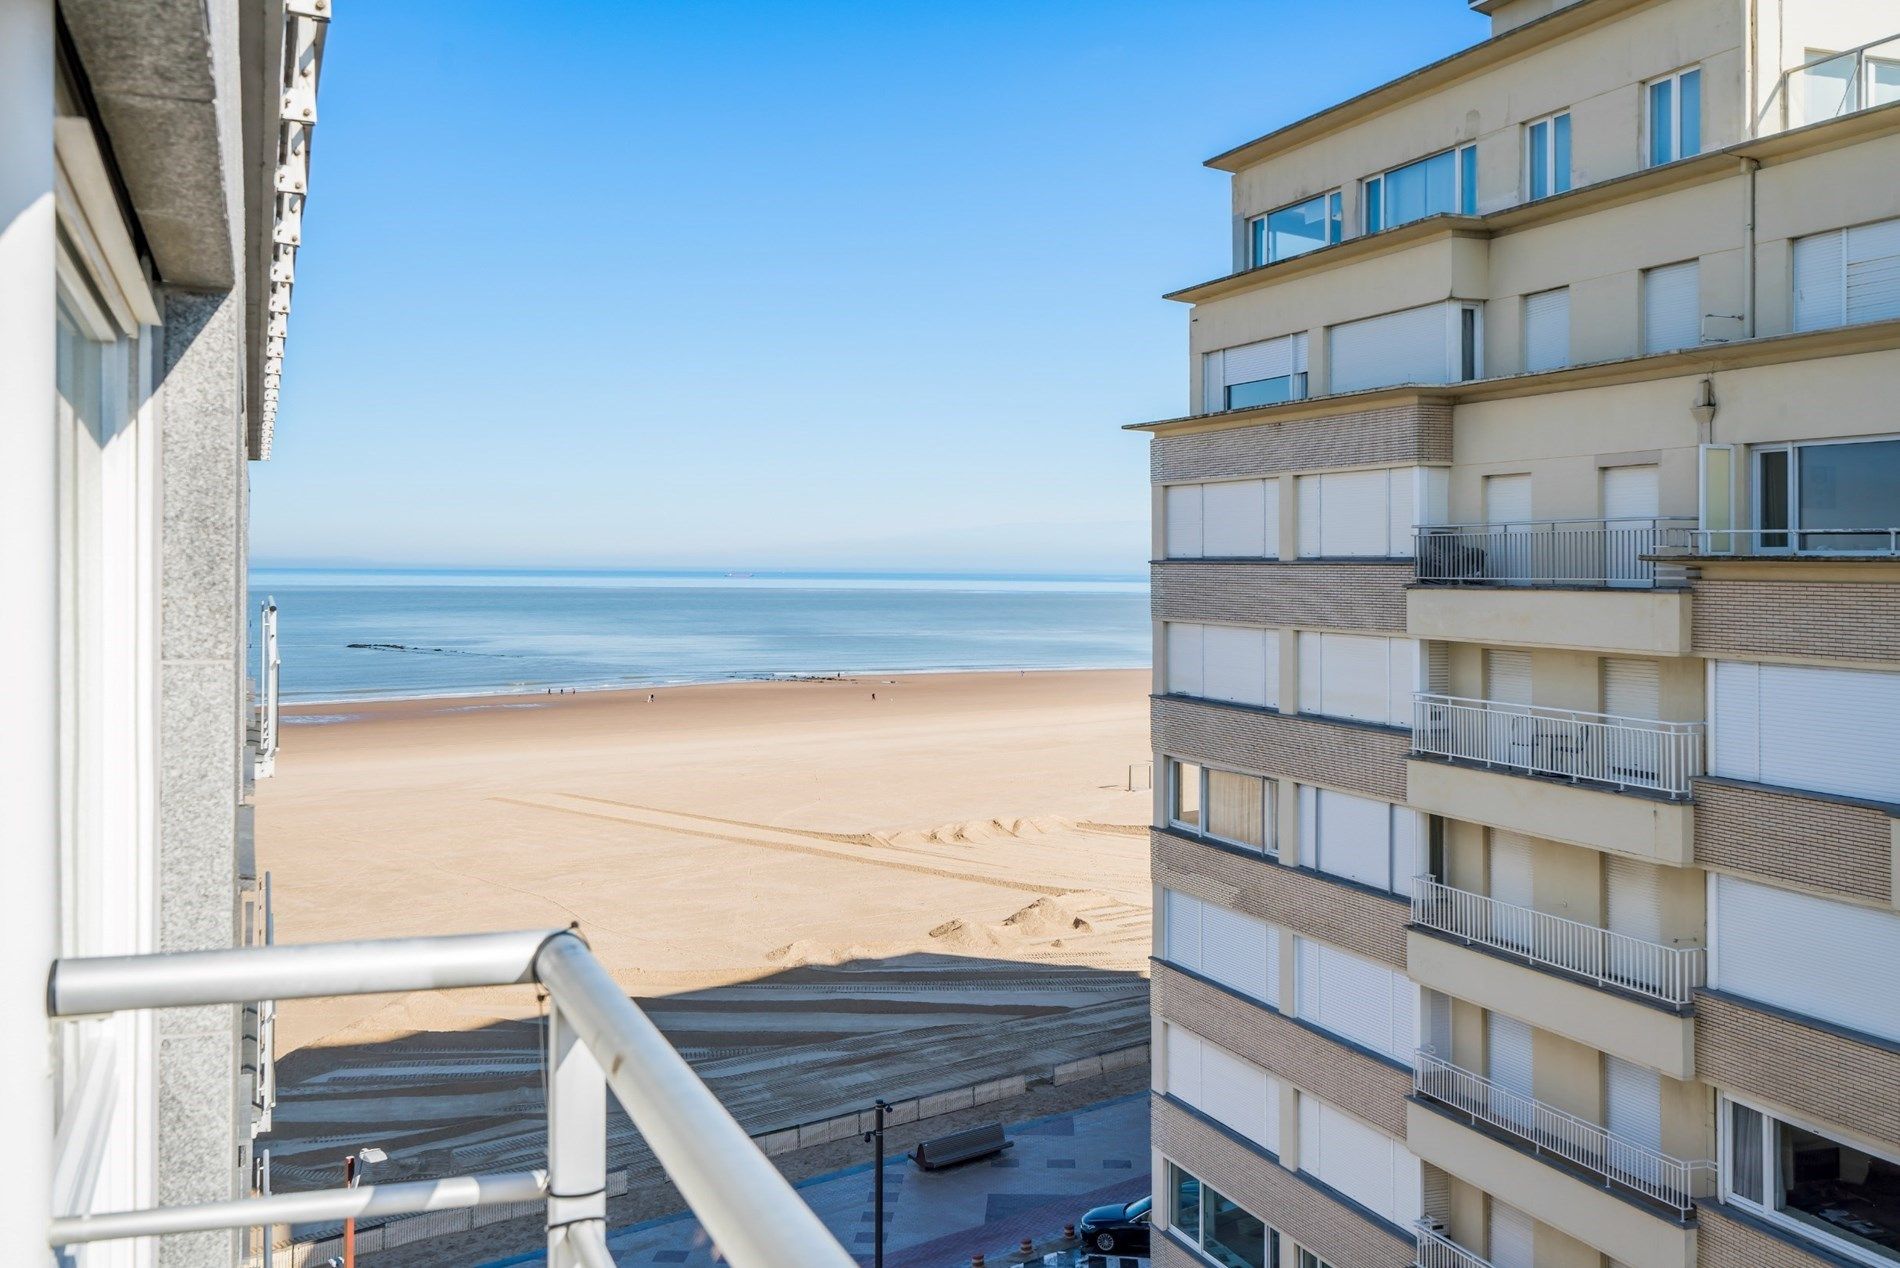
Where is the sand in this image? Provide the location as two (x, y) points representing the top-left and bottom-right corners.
(255, 669), (1154, 1190)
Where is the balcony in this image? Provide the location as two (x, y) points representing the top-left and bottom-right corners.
(1415, 518), (1694, 589)
(1765, 35), (1900, 135)
(1411, 694), (1703, 798)
(1661, 526), (1900, 559)
(1412, 1051), (1714, 1217)
(1414, 1221), (1494, 1268)
(1412, 879), (1705, 1006)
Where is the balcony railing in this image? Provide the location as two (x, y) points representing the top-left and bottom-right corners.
(1411, 694), (1704, 798)
(1661, 526), (1900, 558)
(45, 930), (854, 1267)
(1413, 1051), (1714, 1216)
(1767, 34), (1900, 134)
(1411, 878), (1707, 1005)
(1414, 517), (1694, 588)
(1415, 1221), (1494, 1268)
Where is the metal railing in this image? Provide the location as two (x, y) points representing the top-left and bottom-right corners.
(1412, 1051), (1714, 1216)
(1767, 34), (1900, 134)
(1415, 1221), (1494, 1268)
(1411, 693), (1704, 797)
(255, 596), (280, 778)
(1662, 526), (1900, 557)
(1414, 517), (1694, 587)
(1411, 878), (1707, 1005)
(45, 929), (854, 1267)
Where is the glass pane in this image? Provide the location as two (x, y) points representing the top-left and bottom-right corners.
(1775, 1119), (1900, 1262)
(1204, 1190), (1269, 1268)
(1364, 178), (1383, 233)
(1250, 217), (1268, 268)
(1460, 145), (1477, 214)
(1680, 69), (1701, 157)
(1797, 438), (1900, 552)
(1206, 770), (1267, 849)
(1264, 194), (1334, 262)
(1384, 150), (1456, 228)
(1874, 57), (1900, 108)
(1529, 121), (1550, 199)
(1170, 760), (1202, 829)
(1172, 1168), (1202, 1243)
(1553, 113), (1572, 193)
(1649, 78), (1675, 165)
(1730, 1102), (1765, 1203)
(1799, 51), (1856, 124)
(1227, 374), (1302, 410)
(1757, 449), (1790, 549)
(1327, 191), (1342, 243)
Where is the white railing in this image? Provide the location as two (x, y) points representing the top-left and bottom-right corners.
(1414, 517), (1694, 587)
(1411, 694), (1704, 798)
(1411, 879), (1706, 1005)
(46, 929), (854, 1267)
(1412, 1051), (1714, 1216)
(1767, 34), (1900, 134)
(1663, 526), (1900, 557)
(1415, 1221), (1494, 1268)
(256, 597), (280, 778)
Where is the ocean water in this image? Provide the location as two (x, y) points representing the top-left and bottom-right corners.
(249, 567), (1151, 703)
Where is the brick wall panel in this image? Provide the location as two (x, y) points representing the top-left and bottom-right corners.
(1154, 696), (1410, 802)
(1698, 1201), (1846, 1268)
(1692, 578), (1900, 664)
(1693, 778), (1894, 905)
(1151, 562), (1410, 634)
(1695, 992), (1900, 1147)
(1151, 401), (1454, 483)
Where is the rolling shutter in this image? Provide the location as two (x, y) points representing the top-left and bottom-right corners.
(1484, 473), (1533, 525)
(1846, 216), (1900, 325)
(1312, 469), (1392, 557)
(1296, 938), (1413, 1062)
(1314, 632), (1392, 723)
(1164, 485), (1203, 558)
(1203, 480), (1268, 558)
(1165, 1023), (1203, 1106)
(1331, 303), (1454, 392)
(1605, 857), (1663, 944)
(1522, 287), (1571, 372)
(1387, 469), (1417, 558)
(1312, 788), (1393, 890)
(1386, 638), (1419, 726)
(1601, 464), (1659, 521)
(1200, 899), (1275, 1004)
(1709, 660), (1761, 782)
(1486, 1012), (1534, 1097)
(1603, 1056), (1663, 1151)
(1165, 623), (1203, 697)
(1794, 229), (1846, 331)
(1643, 260), (1701, 353)
(1163, 889), (1202, 972)
(1203, 625), (1270, 707)
(1601, 658), (1660, 720)
(1200, 1040), (1276, 1151)
(1222, 335), (1296, 387)
(1713, 661), (1900, 801)
(1488, 1199), (1535, 1268)
(1485, 650), (1533, 704)
(1713, 875), (1900, 1043)
(1296, 475), (1322, 558)
(1489, 831), (1536, 908)
(1303, 1100), (1412, 1224)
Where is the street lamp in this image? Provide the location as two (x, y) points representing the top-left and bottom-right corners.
(341, 1147), (387, 1268)
(862, 1101), (892, 1268)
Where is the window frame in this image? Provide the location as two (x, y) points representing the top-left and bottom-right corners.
(1362, 144), (1478, 234)
(1165, 757), (1276, 857)
(1524, 109), (1573, 200)
(1644, 66), (1703, 167)
(1718, 1093), (1900, 1268)
(1751, 433), (1900, 555)
(1166, 1163), (1280, 1268)
(1247, 190), (1344, 268)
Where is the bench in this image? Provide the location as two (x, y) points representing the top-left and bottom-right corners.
(910, 1123), (1012, 1170)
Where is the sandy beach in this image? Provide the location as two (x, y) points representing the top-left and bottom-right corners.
(255, 668), (1154, 1191)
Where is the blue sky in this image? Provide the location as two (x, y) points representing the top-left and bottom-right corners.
(253, 1), (1487, 575)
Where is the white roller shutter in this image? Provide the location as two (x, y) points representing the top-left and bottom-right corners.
(1643, 260), (1701, 353)
(1201, 900), (1273, 1004)
(1203, 624), (1270, 707)
(1260, 478), (1282, 559)
(1387, 469), (1417, 559)
(1386, 639), (1419, 726)
(1713, 875), (1900, 1043)
(1486, 1012), (1534, 1097)
(1201, 1040), (1276, 1151)
(1605, 857), (1664, 945)
(1488, 1199), (1536, 1268)
(1602, 658), (1660, 720)
(1163, 889), (1202, 972)
(1484, 473), (1533, 525)
(1489, 831), (1536, 909)
(1203, 480), (1268, 558)
(1311, 788), (1393, 890)
(1165, 1023), (1202, 1106)
(1603, 1056), (1663, 1152)
(1794, 229), (1846, 331)
(1315, 469), (1392, 558)
(1296, 475), (1322, 558)
(1522, 287), (1571, 372)
(1164, 485), (1203, 558)
(1296, 938), (1413, 1062)
(1165, 623), (1203, 697)
(1222, 335), (1296, 386)
(1601, 464), (1659, 521)
(1298, 632), (1323, 715)
(1710, 660), (1761, 782)
(1847, 216), (1900, 326)
(1485, 649), (1535, 764)
(1314, 632), (1392, 723)
(1485, 649), (1533, 704)
(1391, 810), (1421, 899)
(1303, 1099), (1416, 1225)
(1331, 303), (1454, 392)
(1713, 661), (1900, 802)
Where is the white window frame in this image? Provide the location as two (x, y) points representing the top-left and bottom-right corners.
(1524, 110), (1572, 200)
(1166, 757), (1203, 833)
(1362, 144), (1478, 233)
(1166, 759), (1276, 857)
(1752, 433), (1900, 555)
(1248, 190), (1343, 268)
(1718, 1092), (1900, 1268)
(1644, 66), (1703, 167)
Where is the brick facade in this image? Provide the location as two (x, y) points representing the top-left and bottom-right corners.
(1154, 962), (1411, 1138)
(1151, 561), (1411, 634)
(1153, 695), (1410, 802)
(1695, 991), (1900, 1148)
(1693, 777), (1895, 906)
(1697, 1201), (1849, 1268)
(1692, 577), (1900, 665)
(1151, 401), (1453, 484)
(1153, 1095), (1415, 1268)
(1152, 830), (1408, 968)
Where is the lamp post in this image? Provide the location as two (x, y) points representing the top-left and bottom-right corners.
(341, 1147), (386, 1268)
(862, 1100), (892, 1268)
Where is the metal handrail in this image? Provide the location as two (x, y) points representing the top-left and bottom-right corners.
(1411, 878), (1706, 1005)
(1662, 526), (1900, 557)
(1412, 1051), (1714, 1215)
(46, 929), (854, 1267)
(1414, 517), (1694, 587)
(1411, 693), (1704, 797)
(1770, 33), (1900, 133)
(1414, 1221), (1494, 1268)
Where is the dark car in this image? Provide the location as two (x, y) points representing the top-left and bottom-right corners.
(1076, 1194), (1151, 1255)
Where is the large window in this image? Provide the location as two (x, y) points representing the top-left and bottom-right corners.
(1295, 467), (1448, 558)
(1363, 145), (1478, 232)
(1203, 332), (1309, 412)
(1249, 191), (1343, 267)
(1293, 936), (1418, 1063)
(1163, 478), (1280, 559)
(1753, 437), (1900, 553)
(1329, 302), (1483, 393)
(1296, 786), (1423, 897)
(1710, 660), (1900, 804)
(1298, 1094), (1424, 1227)
(1525, 111), (1572, 199)
(1164, 1024), (1280, 1152)
(1168, 1166), (1278, 1268)
(1646, 67), (1703, 165)
(1296, 631), (1423, 727)
(1166, 760), (1275, 855)
(1165, 622), (1279, 709)
(1794, 217), (1900, 332)
(1711, 874), (1900, 1044)
(1724, 1099), (1900, 1266)
(1162, 889), (1280, 1005)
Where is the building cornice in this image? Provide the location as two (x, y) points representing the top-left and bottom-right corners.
(1124, 319), (1900, 436)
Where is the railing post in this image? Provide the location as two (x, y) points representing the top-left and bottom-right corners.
(545, 1000), (608, 1267)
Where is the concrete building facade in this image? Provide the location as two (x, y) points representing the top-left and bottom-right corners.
(1137, 3), (1900, 1267)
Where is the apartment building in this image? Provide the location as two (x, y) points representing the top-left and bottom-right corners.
(1139, 3), (1900, 1267)
(1, 1), (327, 1264)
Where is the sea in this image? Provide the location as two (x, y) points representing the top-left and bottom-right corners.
(248, 567), (1152, 704)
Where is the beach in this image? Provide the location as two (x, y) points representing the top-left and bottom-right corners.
(255, 667), (1154, 1197)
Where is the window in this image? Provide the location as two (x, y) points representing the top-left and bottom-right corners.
(1794, 217), (1900, 332)
(1296, 786), (1424, 896)
(1204, 333), (1309, 412)
(1521, 287), (1571, 372)
(1329, 302), (1483, 393)
(1298, 1094), (1424, 1227)
(1363, 144), (1478, 232)
(1712, 658), (1900, 802)
(1164, 1025), (1281, 1152)
(1642, 260), (1701, 353)
(1165, 623), (1279, 709)
(1166, 759), (1202, 831)
(1162, 890), (1280, 1004)
(1794, 46), (1900, 127)
(1525, 111), (1572, 199)
(1752, 437), (1900, 553)
(1298, 1253), (1334, 1268)
(1711, 874), (1900, 1043)
(1722, 1098), (1900, 1267)
(1293, 936), (1418, 1062)
(1295, 467), (1448, 558)
(1249, 191), (1343, 267)
(1168, 1165), (1278, 1268)
(1164, 761), (1275, 854)
(1296, 632), (1422, 727)
(1163, 479), (1280, 559)
(1646, 67), (1702, 165)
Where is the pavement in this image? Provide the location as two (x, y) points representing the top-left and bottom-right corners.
(486, 1092), (1150, 1268)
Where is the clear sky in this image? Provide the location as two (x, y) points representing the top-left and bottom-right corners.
(253, 1), (1488, 575)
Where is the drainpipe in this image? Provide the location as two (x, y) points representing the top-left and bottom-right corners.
(1741, 157), (1760, 339)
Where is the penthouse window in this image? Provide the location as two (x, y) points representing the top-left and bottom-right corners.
(1363, 144), (1477, 233)
(1723, 1098), (1900, 1267)
(1752, 436), (1900, 554)
(1645, 66), (1702, 166)
(1247, 191), (1342, 267)
(1794, 216), (1900, 332)
(1525, 110), (1572, 199)
(1202, 332), (1308, 412)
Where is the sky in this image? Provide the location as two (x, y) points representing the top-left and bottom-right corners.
(253, 1), (1489, 575)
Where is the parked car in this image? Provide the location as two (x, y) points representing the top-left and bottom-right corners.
(1077, 1194), (1150, 1255)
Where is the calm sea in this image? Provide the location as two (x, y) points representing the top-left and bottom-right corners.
(249, 567), (1151, 703)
